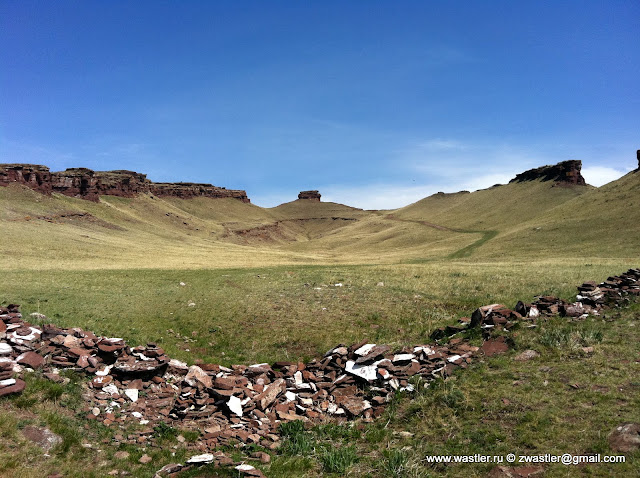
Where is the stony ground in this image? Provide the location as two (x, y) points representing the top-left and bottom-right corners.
(1, 268), (639, 477)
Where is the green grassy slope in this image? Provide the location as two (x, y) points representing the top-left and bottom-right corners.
(2, 170), (639, 269)
(393, 180), (589, 230)
(483, 170), (640, 259)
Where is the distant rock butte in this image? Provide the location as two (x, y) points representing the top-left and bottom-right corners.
(509, 160), (586, 186)
(636, 150), (639, 170)
(298, 190), (321, 201)
(0, 164), (250, 203)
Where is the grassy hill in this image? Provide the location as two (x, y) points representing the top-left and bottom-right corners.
(1, 166), (639, 270)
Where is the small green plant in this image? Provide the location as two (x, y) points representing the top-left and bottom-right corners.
(153, 422), (178, 440)
(313, 422), (361, 440)
(382, 448), (409, 477)
(539, 322), (604, 349)
(279, 420), (315, 457)
(319, 445), (358, 474)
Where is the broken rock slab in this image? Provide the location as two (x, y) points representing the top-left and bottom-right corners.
(21, 426), (62, 452)
(609, 422), (640, 452)
(514, 350), (540, 362)
(480, 336), (509, 357)
(16, 351), (45, 369)
(0, 378), (26, 397)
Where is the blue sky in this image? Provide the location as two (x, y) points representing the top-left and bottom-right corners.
(2, 1), (639, 208)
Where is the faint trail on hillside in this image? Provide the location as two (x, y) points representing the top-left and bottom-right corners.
(383, 214), (498, 258)
(446, 230), (498, 258)
(383, 214), (455, 231)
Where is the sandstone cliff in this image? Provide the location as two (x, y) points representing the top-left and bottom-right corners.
(298, 190), (321, 201)
(0, 164), (52, 195)
(509, 160), (586, 186)
(0, 164), (250, 203)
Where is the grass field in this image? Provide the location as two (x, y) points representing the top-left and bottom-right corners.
(1, 170), (639, 476)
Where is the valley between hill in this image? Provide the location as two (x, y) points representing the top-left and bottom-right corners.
(1, 159), (639, 477)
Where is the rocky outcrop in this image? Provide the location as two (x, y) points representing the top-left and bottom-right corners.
(636, 150), (639, 171)
(509, 160), (586, 186)
(150, 182), (250, 202)
(298, 190), (321, 201)
(51, 168), (101, 201)
(95, 170), (151, 197)
(0, 164), (250, 203)
(0, 164), (52, 195)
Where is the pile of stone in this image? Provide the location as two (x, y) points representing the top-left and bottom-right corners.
(1, 267), (639, 475)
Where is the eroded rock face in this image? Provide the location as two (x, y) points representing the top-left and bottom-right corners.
(51, 168), (100, 201)
(509, 160), (586, 186)
(0, 164), (52, 194)
(150, 182), (250, 202)
(0, 164), (250, 202)
(636, 150), (639, 170)
(96, 170), (151, 197)
(298, 190), (321, 201)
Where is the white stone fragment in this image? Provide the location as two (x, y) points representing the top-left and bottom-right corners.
(392, 354), (414, 363)
(0, 378), (16, 387)
(102, 384), (119, 396)
(0, 343), (12, 355)
(354, 343), (377, 356)
(187, 453), (215, 464)
(447, 354), (462, 363)
(124, 389), (139, 402)
(285, 391), (297, 402)
(345, 360), (382, 382)
(227, 395), (243, 417)
(95, 365), (112, 376)
(131, 411), (142, 418)
(235, 464), (256, 472)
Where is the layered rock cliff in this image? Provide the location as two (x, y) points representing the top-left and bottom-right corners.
(298, 190), (321, 201)
(0, 164), (52, 195)
(0, 164), (250, 203)
(509, 160), (586, 186)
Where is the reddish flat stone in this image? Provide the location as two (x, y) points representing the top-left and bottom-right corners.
(16, 351), (44, 369)
(0, 378), (26, 397)
(481, 337), (509, 356)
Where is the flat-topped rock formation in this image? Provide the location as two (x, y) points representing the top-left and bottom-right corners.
(0, 164), (250, 203)
(150, 182), (249, 201)
(0, 164), (53, 195)
(298, 190), (321, 201)
(509, 160), (586, 186)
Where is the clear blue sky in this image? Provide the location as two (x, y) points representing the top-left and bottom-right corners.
(2, 1), (639, 208)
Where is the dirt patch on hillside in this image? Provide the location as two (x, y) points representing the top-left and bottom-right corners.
(222, 217), (358, 244)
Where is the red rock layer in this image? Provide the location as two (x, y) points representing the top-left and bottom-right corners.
(0, 164), (250, 203)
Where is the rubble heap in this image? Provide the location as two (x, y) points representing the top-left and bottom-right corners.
(1, 267), (639, 474)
